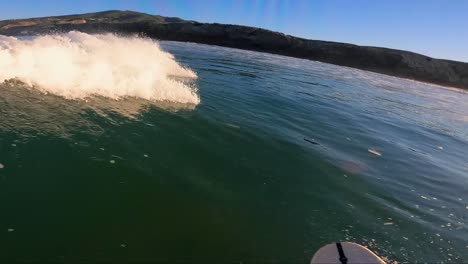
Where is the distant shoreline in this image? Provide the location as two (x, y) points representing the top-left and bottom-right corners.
(1, 10), (467, 90)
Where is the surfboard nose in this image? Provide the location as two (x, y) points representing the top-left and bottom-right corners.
(311, 242), (385, 264)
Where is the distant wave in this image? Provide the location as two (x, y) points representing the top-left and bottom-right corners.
(0, 31), (200, 104)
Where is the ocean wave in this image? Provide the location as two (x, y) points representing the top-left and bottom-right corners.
(0, 31), (200, 104)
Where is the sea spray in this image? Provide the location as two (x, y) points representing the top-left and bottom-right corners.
(0, 31), (200, 104)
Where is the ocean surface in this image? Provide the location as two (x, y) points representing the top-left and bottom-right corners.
(0, 34), (467, 263)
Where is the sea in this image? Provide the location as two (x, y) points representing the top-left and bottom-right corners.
(0, 32), (467, 263)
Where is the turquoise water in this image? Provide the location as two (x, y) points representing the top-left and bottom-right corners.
(1, 41), (467, 262)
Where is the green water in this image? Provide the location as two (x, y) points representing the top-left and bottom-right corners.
(1, 41), (467, 263)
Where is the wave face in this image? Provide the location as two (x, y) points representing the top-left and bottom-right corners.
(0, 31), (200, 104)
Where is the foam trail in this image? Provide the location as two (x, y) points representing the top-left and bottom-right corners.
(0, 31), (200, 104)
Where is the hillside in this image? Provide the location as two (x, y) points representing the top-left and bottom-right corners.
(1, 10), (467, 90)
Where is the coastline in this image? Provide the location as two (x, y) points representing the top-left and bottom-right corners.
(1, 10), (467, 90)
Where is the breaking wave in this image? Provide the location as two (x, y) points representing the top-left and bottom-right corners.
(0, 31), (200, 104)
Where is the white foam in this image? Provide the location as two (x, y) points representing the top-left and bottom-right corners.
(0, 31), (200, 104)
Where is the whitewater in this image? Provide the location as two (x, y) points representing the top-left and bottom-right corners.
(0, 31), (200, 104)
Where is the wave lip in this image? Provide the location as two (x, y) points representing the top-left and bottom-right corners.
(0, 31), (200, 104)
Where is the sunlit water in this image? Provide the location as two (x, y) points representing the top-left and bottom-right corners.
(0, 39), (467, 263)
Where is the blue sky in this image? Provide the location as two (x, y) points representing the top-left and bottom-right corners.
(1, 0), (467, 62)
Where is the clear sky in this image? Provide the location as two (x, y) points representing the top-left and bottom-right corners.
(1, 0), (467, 62)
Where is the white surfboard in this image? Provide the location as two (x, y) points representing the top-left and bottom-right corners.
(311, 242), (385, 264)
